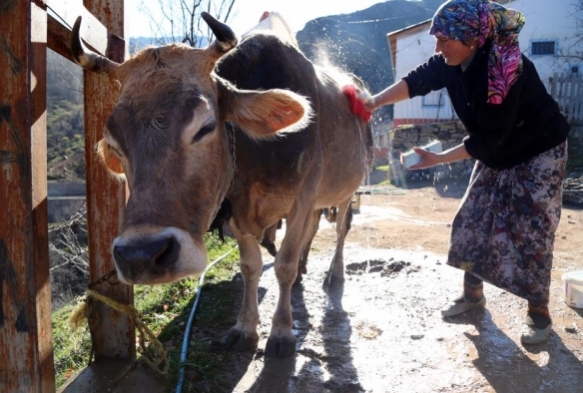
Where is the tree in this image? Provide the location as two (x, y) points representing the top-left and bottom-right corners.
(559, 0), (583, 62)
(574, 0), (583, 60)
(139, 0), (236, 48)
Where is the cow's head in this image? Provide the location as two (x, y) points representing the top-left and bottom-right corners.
(72, 13), (311, 284)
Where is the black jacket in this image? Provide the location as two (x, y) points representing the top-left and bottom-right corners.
(403, 40), (570, 169)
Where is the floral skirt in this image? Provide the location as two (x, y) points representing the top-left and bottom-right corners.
(447, 142), (567, 306)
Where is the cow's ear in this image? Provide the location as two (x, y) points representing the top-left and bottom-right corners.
(96, 139), (125, 176)
(218, 81), (312, 138)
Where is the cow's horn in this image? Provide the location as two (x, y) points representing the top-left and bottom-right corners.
(71, 16), (120, 75)
(201, 12), (238, 54)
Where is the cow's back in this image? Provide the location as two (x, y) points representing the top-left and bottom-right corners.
(216, 33), (372, 232)
(216, 33), (319, 178)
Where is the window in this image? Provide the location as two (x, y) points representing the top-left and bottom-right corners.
(572, 66), (579, 75)
(531, 41), (556, 56)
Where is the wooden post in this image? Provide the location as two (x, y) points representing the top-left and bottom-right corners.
(82, 0), (135, 360)
(0, 0), (56, 391)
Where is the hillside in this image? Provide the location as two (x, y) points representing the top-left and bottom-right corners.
(47, 49), (85, 181)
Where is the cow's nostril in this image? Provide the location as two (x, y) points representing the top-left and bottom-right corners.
(113, 236), (181, 277)
(154, 236), (181, 268)
(113, 245), (125, 263)
(113, 245), (128, 278)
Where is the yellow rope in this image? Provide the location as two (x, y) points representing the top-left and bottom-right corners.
(69, 289), (169, 376)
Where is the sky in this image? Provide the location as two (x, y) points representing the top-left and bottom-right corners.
(127, 0), (386, 38)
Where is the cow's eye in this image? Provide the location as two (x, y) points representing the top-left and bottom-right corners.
(152, 115), (167, 129)
(192, 122), (216, 143)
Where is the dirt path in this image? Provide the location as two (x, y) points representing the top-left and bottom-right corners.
(202, 184), (583, 393)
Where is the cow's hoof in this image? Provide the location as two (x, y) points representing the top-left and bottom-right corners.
(265, 334), (297, 358)
(323, 273), (345, 292)
(225, 328), (259, 352)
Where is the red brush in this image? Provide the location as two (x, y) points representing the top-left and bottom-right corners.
(342, 85), (373, 123)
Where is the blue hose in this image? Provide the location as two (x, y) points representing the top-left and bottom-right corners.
(175, 248), (235, 393)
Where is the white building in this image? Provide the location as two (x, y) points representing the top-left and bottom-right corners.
(388, 0), (583, 127)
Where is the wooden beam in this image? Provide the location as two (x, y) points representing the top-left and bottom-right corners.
(0, 1), (55, 391)
(47, 0), (109, 56)
(82, 0), (135, 361)
(46, 0), (125, 62)
(48, 14), (76, 62)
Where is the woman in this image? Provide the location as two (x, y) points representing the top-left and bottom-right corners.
(366, 0), (570, 345)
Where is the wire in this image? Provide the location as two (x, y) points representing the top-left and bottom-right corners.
(175, 248), (236, 393)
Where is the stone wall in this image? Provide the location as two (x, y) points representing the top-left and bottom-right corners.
(387, 121), (474, 184)
(47, 181), (86, 223)
(48, 181), (86, 197)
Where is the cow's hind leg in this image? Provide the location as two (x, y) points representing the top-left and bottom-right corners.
(225, 219), (262, 351)
(324, 196), (353, 291)
(296, 209), (322, 284)
(265, 200), (316, 358)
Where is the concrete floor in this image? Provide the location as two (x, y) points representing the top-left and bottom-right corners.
(58, 358), (166, 393)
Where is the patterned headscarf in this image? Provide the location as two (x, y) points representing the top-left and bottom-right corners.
(430, 0), (525, 104)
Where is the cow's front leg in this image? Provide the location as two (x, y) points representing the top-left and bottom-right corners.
(265, 203), (314, 358)
(225, 219), (262, 351)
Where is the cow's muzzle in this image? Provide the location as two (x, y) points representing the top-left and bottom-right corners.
(112, 227), (207, 284)
(113, 235), (180, 279)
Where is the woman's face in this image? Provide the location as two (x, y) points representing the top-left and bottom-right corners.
(434, 35), (477, 66)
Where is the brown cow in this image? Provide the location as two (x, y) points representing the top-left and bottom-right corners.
(71, 13), (372, 358)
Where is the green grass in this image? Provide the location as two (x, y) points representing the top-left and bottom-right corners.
(52, 234), (241, 390)
(52, 303), (93, 387)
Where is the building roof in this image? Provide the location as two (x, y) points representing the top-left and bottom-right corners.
(387, 20), (431, 69)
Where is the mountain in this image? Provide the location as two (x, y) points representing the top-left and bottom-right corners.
(296, 0), (442, 126)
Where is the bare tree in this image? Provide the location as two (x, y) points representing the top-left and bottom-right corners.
(49, 206), (90, 307)
(139, 0), (237, 48)
(573, 0), (583, 59)
(558, 0), (583, 62)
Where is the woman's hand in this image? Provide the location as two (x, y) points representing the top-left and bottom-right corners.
(402, 143), (470, 170)
(403, 147), (444, 170)
(364, 96), (377, 113)
(366, 80), (411, 111)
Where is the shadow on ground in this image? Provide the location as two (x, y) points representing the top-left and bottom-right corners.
(232, 277), (363, 393)
(445, 308), (583, 393)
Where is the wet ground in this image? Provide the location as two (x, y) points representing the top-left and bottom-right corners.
(194, 185), (583, 393)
